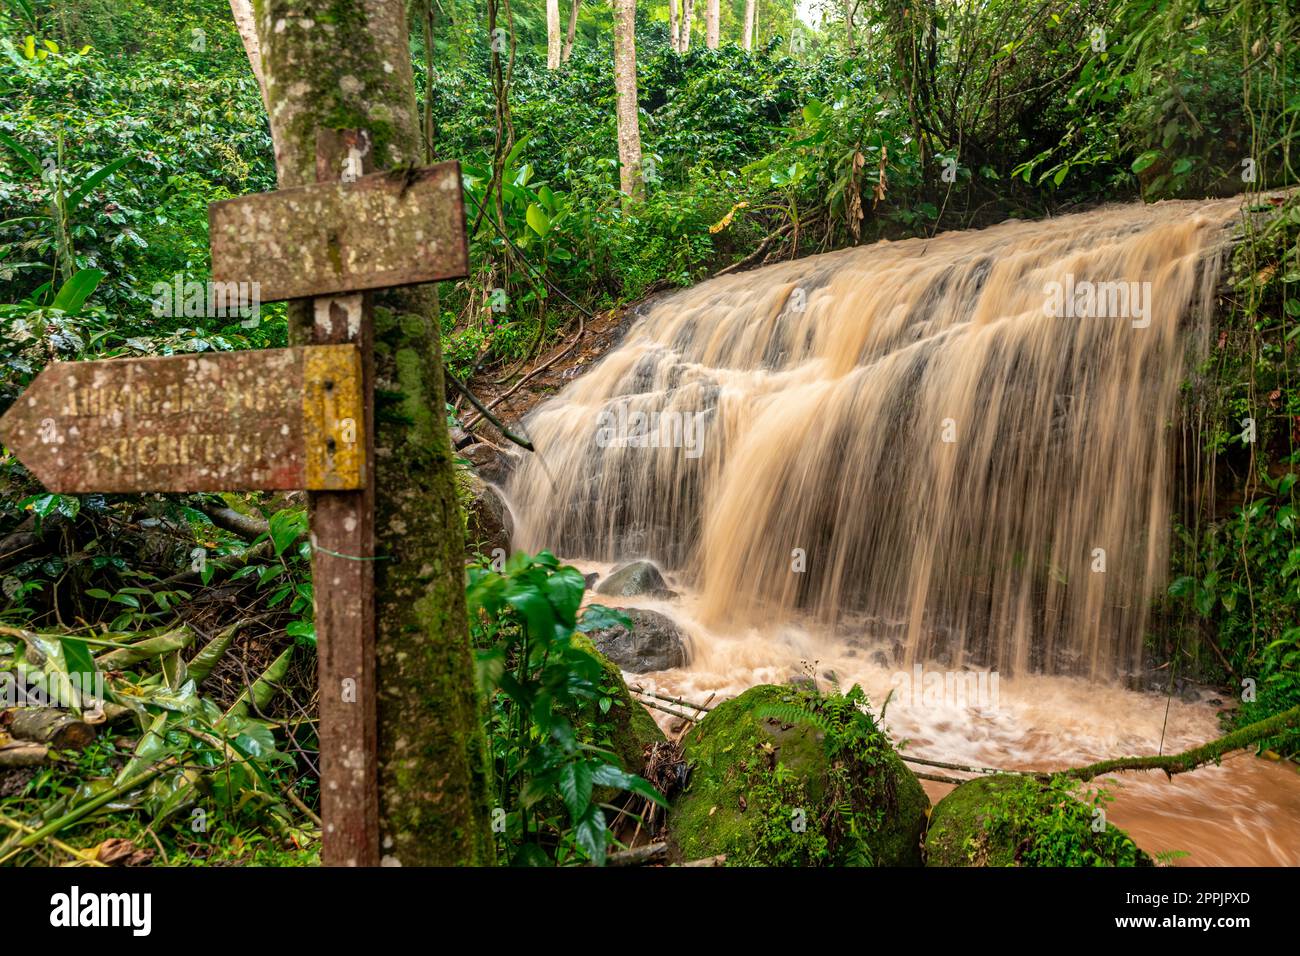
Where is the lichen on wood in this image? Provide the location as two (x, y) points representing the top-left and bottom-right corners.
(253, 0), (493, 865)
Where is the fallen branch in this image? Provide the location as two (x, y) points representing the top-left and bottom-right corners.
(0, 756), (182, 863)
(0, 514), (65, 568)
(630, 686), (714, 713)
(714, 221), (794, 277)
(8, 708), (96, 750)
(602, 841), (668, 867)
(460, 307), (586, 436)
(901, 753), (1026, 776)
(198, 503), (270, 542)
(631, 695), (699, 723)
(911, 769), (968, 786)
(0, 812), (106, 866)
(1050, 703), (1300, 783)
(444, 368), (535, 451)
(0, 742), (49, 768)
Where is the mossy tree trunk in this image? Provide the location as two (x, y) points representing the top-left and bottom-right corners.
(251, 0), (493, 866)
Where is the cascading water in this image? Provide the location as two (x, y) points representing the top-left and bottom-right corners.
(501, 198), (1300, 865)
(509, 199), (1237, 679)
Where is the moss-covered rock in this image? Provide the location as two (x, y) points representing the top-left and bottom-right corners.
(572, 634), (664, 793)
(668, 684), (929, 866)
(925, 774), (1153, 867)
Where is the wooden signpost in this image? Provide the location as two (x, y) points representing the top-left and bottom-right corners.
(0, 346), (364, 493)
(0, 145), (470, 867)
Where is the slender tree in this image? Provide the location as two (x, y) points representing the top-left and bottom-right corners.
(249, 0), (494, 866)
(706, 0), (719, 48)
(547, 0), (561, 68)
(742, 0), (755, 49)
(669, 0), (680, 53)
(612, 0), (643, 199)
(681, 0), (693, 51)
(226, 0), (268, 108)
(563, 0), (580, 60)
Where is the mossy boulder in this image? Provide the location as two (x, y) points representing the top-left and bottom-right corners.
(925, 774), (1153, 867)
(571, 634), (664, 794)
(668, 684), (929, 866)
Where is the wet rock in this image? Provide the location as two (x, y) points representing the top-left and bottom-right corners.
(583, 572), (600, 590)
(595, 560), (668, 597)
(462, 441), (514, 486)
(586, 607), (688, 673)
(574, 632), (665, 780)
(926, 775), (1152, 867)
(668, 684), (929, 866)
(449, 425), (474, 450)
(465, 475), (512, 556)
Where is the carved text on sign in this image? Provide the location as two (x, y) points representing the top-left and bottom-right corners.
(208, 162), (468, 302)
(0, 346), (364, 493)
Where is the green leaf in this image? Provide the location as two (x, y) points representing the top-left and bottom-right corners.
(558, 760), (593, 821)
(268, 509), (305, 556)
(49, 268), (105, 313)
(65, 156), (134, 212)
(285, 620), (316, 646)
(525, 203), (551, 237)
(574, 805), (607, 864)
(1130, 150), (1162, 173)
(577, 603), (632, 633)
(60, 636), (96, 689)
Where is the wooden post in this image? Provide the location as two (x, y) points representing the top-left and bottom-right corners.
(311, 129), (379, 867)
(6, 121), (475, 864)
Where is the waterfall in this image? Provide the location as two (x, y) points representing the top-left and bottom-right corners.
(506, 198), (1241, 680)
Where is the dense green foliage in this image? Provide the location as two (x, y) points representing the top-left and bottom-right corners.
(0, 0), (1295, 865)
(925, 774), (1152, 867)
(669, 682), (929, 866)
(467, 551), (664, 864)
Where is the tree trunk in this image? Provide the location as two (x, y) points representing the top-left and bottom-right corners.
(706, 0), (719, 48)
(252, 0), (493, 867)
(612, 0), (643, 200)
(669, 0), (680, 53)
(742, 0), (755, 50)
(845, 0), (855, 53)
(681, 0), (693, 51)
(563, 0), (579, 61)
(546, 0), (561, 69)
(8, 708), (95, 750)
(226, 0), (268, 108)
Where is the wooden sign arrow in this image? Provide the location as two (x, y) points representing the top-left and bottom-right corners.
(0, 346), (365, 494)
(208, 161), (468, 302)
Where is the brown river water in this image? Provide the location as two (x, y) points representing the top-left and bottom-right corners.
(499, 198), (1300, 866)
(568, 574), (1300, 867)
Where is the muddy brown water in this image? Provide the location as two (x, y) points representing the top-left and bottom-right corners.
(500, 199), (1299, 865)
